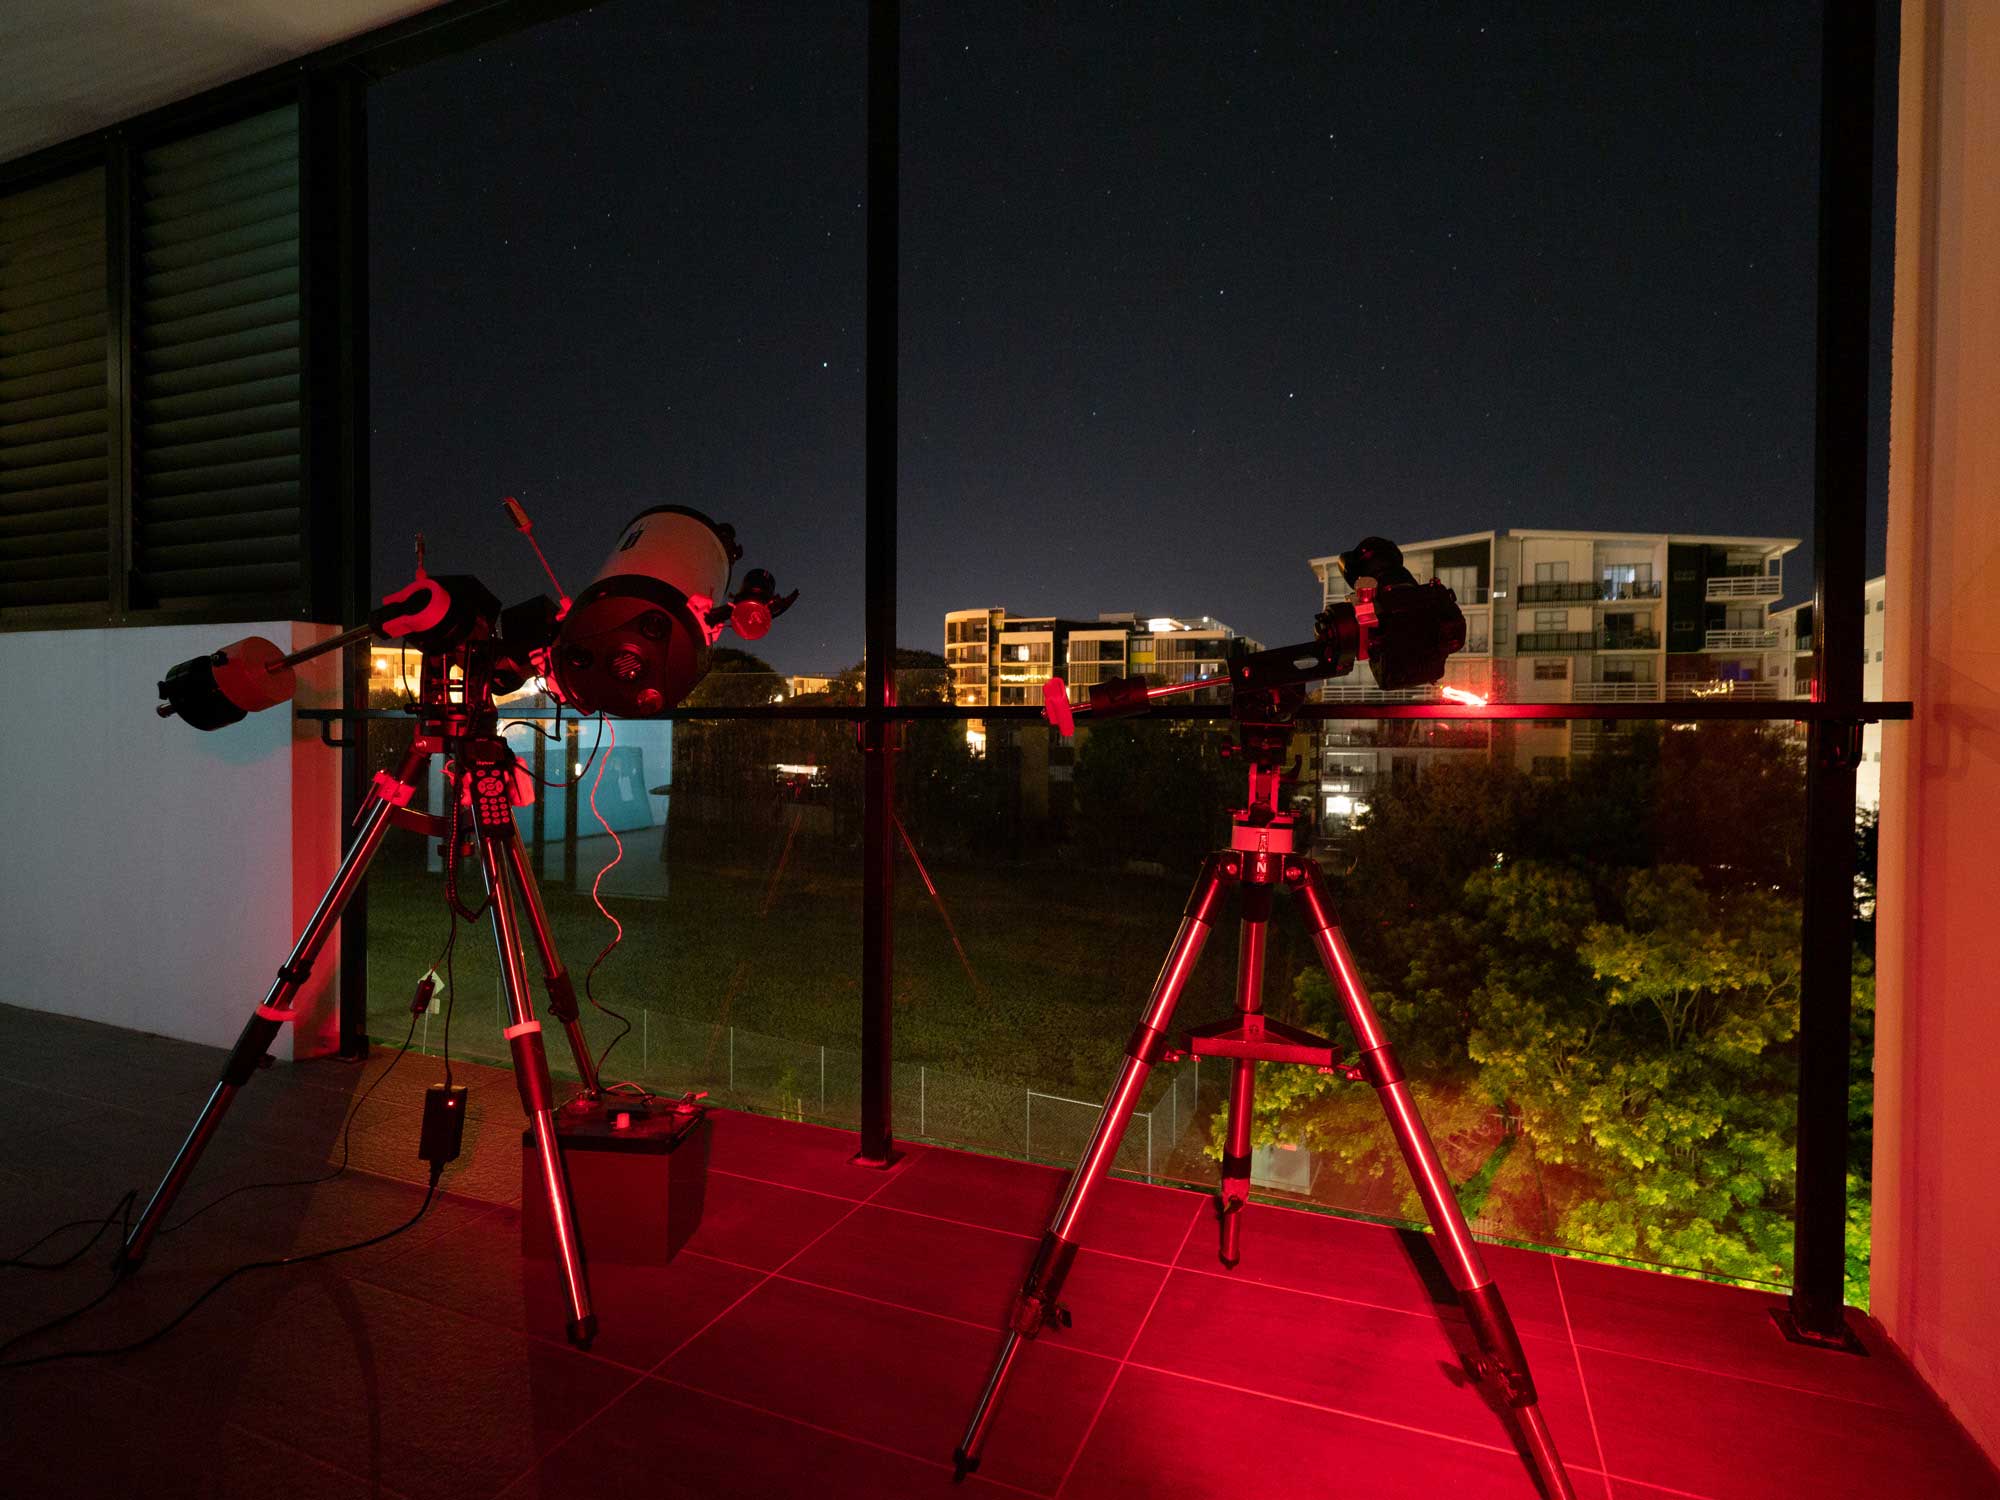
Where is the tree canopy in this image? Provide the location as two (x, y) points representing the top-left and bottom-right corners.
(1220, 723), (1874, 1290)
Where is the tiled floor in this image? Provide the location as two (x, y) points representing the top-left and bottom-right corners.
(1, 1002), (1995, 1500)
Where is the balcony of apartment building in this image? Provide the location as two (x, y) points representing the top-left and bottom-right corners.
(1704, 626), (1785, 651)
(1600, 577), (1665, 602)
(1514, 580), (1604, 605)
(1572, 678), (1666, 702)
(4, 6), (1998, 1500)
(1515, 629), (1598, 652)
(1598, 626), (1662, 651)
(1707, 570), (1787, 601)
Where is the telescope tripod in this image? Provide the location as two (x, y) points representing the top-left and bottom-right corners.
(113, 733), (606, 1348)
(954, 833), (1575, 1499)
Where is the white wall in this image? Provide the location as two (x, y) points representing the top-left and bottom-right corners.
(0, 622), (342, 1060)
(1873, 0), (2000, 1467)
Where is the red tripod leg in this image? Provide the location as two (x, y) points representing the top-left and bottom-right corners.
(117, 746), (430, 1273)
(478, 826), (597, 1349)
(953, 852), (1232, 1479)
(1291, 858), (1575, 1500)
(1217, 886), (1273, 1267)
(499, 825), (602, 1097)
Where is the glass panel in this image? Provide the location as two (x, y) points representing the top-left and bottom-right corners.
(369, 0), (861, 696)
(895, 715), (1808, 1288)
(361, 704), (861, 1116)
(365, 1), (864, 1109)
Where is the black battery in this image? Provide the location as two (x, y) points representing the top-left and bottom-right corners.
(522, 1096), (708, 1266)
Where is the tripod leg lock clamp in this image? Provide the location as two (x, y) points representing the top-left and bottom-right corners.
(1458, 1282), (1539, 1409)
(255, 1003), (296, 1023)
(544, 972), (581, 1023)
(1357, 1043), (1404, 1090)
(222, 1012), (286, 1087)
(1012, 1234), (1081, 1335)
(1010, 1294), (1073, 1336)
(504, 1021), (556, 1114)
(275, 961), (312, 987)
(1125, 1022), (1170, 1066)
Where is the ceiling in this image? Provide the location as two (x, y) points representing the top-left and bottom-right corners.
(0, 0), (446, 168)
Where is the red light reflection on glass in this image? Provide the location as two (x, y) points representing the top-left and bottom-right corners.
(1439, 686), (1489, 707)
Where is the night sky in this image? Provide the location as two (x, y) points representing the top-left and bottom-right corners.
(370, 1), (1892, 677)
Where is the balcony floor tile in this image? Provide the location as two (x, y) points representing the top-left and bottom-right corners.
(3, 1002), (1996, 1500)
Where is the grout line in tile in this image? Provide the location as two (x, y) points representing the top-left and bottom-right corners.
(1118, 1356), (1620, 1478)
(646, 1370), (1050, 1499)
(1567, 1336), (1925, 1415)
(794, 1183), (1213, 1273)
(1551, 1250), (1614, 1490)
(1053, 1197), (1204, 1498)
(645, 1146), (913, 1376)
(1596, 1476), (1723, 1500)
(220, 1417), (423, 1500)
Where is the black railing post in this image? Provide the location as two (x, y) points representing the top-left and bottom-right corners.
(313, 73), (373, 1061)
(856, 0), (901, 1166)
(1783, 0), (1876, 1352)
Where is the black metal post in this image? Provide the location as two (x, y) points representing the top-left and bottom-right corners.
(309, 73), (374, 1060)
(857, 0), (901, 1166)
(1784, 0), (1876, 1351)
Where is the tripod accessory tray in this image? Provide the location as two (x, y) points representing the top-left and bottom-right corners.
(522, 1098), (709, 1266)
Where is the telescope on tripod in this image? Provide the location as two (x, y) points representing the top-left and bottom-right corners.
(955, 537), (1575, 1499)
(131, 502), (794, 1349)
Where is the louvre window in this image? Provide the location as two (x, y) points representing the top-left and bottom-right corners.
(131, 105), (302, 610)
(0, 169), (109, 611)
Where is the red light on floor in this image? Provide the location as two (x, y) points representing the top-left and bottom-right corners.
(1439, 686), (1488, 707)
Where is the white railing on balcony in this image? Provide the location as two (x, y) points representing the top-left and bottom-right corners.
(1706, 575), (1783, 599)
(1572, 681), (1663, 702)
(1666, 680), (1781, 700)
(1704, 628), (1782, 650)
(1315, 682), (1440, 703)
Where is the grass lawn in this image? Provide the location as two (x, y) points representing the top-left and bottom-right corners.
(361, 829), (1320, 1155)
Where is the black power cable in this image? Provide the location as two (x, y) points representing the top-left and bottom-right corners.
(0, 1172), (442, 1369)
(500, 703), (607, 789)
(156, 1013), (420, 1239)
(0, 1191), (136, 1271)
(0, 1005), (432, 1366)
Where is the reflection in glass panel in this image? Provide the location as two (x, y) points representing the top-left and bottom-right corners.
(362, 699), (860, 1117)
(892, 714), (1812, 1288)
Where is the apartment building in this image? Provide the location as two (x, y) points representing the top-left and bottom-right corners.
(1305, 529), (1800, 823)
(945, 608), (1254, 709)
(1771, 573), (1887, 810)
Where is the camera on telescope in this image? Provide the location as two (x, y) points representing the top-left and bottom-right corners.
(1042, 535), (1465, 736)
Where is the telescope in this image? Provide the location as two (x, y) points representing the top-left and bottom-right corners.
(126, 501), (793, 1353)
(955, 539), (1574, 1500)
(155, 503), (796, 730)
